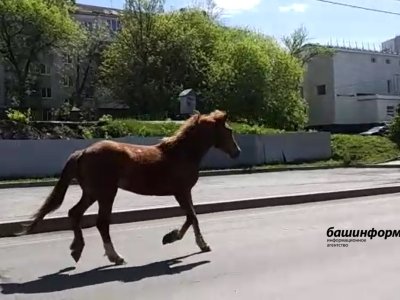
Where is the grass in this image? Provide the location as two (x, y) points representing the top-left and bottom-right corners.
(85, 118), (284, 138)
(331, 134), (400, 165)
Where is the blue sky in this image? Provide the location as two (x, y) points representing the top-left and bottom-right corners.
(77, 0), (400, 49)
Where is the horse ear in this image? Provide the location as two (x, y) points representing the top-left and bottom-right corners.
(212, 110), (227, 123)
(191, 111), (201, 123)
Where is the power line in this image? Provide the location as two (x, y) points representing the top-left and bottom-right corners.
(312, 0), (400, 16)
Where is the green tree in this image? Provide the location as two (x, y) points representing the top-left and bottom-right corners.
(0, 0), (80, 107)
(105, 0), (165, 114)
(100, 2), (219, 115)
(64, 20), (112, 108)
(189, 0), (223, 20)
(207, 28), (307, 129)
(101, 4), (308, 129)
(282, 25), (334, 67)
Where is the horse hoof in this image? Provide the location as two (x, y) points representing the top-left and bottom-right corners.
(115, 257), (126, 265)
(71, 250), (82, 263)
(109, 256), (126, 265)
(162, 229), (180, 245)
(201, 245), (211, 253)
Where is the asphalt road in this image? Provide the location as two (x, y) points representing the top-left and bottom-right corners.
(1, 193), (400, 299)
(1, 167), (400, 223)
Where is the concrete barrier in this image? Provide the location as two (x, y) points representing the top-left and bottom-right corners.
(2, 184), (399, 238)
(0, 132), (331, 179)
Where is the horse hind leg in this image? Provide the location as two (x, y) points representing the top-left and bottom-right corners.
(96, 191), (125, 265)
(68, 193), (95, 263)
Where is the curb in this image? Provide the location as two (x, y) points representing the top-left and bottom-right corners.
(1, 164), (398, 190)
(2, 185), (400, 238)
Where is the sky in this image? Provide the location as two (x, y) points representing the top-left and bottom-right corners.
(77, 0), (400, 49)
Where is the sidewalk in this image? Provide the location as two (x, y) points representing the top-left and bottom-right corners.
(378, 160), (400, 166)
(1, 167), (400, 223)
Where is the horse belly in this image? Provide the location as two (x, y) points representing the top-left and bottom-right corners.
(118, 175), (175, 196)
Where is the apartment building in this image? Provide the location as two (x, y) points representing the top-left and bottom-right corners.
(0, 3), (122, 120)
(303, 38), (400, 132)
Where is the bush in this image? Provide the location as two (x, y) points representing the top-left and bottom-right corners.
(81, 117), (282, 138)
(389, 115), (400, 145)
(230, 123), (282, 135)
(6, 108), (31, 124)
(332, 134), (400, 165)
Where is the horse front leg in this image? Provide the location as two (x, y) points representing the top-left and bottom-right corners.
(163, 191), (211, 252)
(162, 216), (191, 245)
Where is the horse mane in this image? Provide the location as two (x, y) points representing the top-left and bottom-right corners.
(158, 113), (202, 150)
(158, 110), (227, 151)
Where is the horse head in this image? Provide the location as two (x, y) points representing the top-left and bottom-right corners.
(201, 110), (241, 159)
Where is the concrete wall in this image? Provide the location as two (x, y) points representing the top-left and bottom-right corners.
(375, 96), (400, 123)
(382, 36), (400, 54)
(0, 132), (331, 179)
(303, 56), (336, 126)
(335, 96), (378, 124)
(0, 64), (5, 108)
(333, 51), (400, 96)
(304, 48), (400, 127)
(335, 95), (400, 125)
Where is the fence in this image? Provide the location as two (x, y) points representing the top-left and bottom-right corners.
(0, 132), (331, 179)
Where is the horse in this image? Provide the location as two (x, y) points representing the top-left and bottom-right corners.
(19, 110), (241, 265)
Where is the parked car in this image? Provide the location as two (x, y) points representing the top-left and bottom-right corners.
(359, 125), (389, 136)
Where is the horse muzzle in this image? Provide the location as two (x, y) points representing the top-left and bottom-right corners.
(230, 147), (241, 159)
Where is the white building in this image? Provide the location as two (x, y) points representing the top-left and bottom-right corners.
(303, 42), (400, 132)
(0, 3), (122, 120)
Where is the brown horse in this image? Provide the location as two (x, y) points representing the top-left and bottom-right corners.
(20, 110), (241, 265)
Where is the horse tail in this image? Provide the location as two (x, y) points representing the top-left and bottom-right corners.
(17, 150), (83, 235)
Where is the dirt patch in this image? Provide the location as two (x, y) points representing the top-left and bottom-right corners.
(0, 120), (86, 140)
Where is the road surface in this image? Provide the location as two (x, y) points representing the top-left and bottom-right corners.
(1, 167), (400, 223)
(1, 193), (400, 299)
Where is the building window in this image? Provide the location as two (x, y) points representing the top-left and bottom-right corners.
(83, 21), (93, 30)
(39, 64), (50, 75)
(62, 54), (72, 64)
(30, 63), (50, 75)
(387, 106), (395, 117)
(316, 85), (326, 95)
(41, 88), (52, 99)
(107, 19), (119, 31)
(387, 80), (392, 94)
(63, 75), (73, 87)
(386, 59), (391, 64)
(371, 57), (376, 63)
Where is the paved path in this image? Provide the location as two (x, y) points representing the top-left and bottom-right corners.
(1, 193), (400, 299)
(1, 167), (400, 223)
(379, 160), (400, 165)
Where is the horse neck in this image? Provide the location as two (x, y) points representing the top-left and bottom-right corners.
(162, 130), (214, 165)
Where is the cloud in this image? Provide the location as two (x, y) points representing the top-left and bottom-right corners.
(214, 0), (261, 14)
(278, 3), (308, 13)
